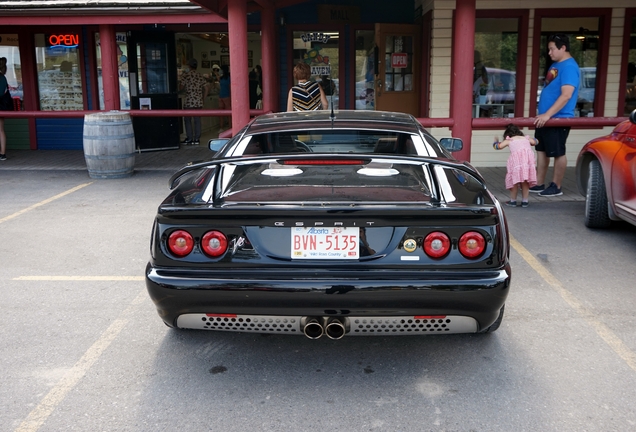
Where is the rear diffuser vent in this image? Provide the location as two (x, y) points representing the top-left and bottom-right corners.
(201, 316), (299, 333)
(351, 318), (451, 334)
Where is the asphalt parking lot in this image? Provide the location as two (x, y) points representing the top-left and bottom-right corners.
(1, 152), (635, 431)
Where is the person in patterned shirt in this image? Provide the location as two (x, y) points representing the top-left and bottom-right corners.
(287, 62), (327, 112)
(179, 58), (209, 145)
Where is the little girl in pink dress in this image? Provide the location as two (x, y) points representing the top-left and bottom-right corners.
(493, 124), (538, 208)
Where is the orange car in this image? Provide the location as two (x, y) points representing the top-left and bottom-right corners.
(576, 109), (636, 228)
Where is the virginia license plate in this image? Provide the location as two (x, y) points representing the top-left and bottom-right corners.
(291, 227), (360, 259)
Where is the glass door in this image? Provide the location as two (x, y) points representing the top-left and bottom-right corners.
(127, 31), (179, 151)
(373, 24), (420, 116)
(292, 31), (340, 109)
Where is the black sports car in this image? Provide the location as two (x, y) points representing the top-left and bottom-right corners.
(146, 111), (511, 338)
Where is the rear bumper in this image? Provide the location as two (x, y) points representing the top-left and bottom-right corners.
(145, 263), (511, 333)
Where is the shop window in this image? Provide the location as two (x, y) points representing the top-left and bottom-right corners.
(34, 33), (84, 111)
(530, 9), (610, 117)
(537, 22), (599, 117)
(474, 18), (519, 118)
(95, 32), (131, 110)
(624, 13), (636, 116)
(355, 30), (375, 110)
(292, 31), (339, 109)
(0, 34), (22, 109)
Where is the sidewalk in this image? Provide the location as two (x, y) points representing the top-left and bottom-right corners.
(0, 147), (584, 204)
(477, 166), (583, 204)
(0, 145), (212, 172)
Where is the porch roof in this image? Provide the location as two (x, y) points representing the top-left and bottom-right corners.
(0, 0), (311, 17)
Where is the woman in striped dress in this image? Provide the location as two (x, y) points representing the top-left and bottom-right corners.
(287, 62), (328, 112)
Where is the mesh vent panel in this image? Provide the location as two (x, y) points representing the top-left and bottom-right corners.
(351, 318), (452, 334)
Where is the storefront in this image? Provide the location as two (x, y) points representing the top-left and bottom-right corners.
(0, 0), (635, 166)
(0, 4), (234, 151)
(283, 21), (421, 116)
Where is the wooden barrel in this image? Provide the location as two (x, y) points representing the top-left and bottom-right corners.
(83, 111), (135, 179)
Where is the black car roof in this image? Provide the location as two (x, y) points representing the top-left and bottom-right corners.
(245, 110), (421, 134)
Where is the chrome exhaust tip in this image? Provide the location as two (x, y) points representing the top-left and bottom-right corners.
(302, 317), (324, 339)
(325, 317), (347, 340)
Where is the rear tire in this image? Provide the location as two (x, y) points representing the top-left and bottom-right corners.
(479, 305), (504, 333)
(585, 160), (611, 228)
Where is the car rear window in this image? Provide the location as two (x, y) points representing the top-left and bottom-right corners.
(224, 130), (430, 156)
(217, 160), (433, 204)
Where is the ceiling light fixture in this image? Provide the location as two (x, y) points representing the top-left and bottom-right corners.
(576, 27), (588, 41)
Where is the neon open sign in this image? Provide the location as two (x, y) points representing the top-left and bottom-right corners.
(47, 34), (79, 48)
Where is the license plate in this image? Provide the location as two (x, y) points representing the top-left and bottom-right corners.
(291, 227), (360, 259)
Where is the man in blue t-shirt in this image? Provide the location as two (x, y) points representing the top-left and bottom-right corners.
(532, 33), (580, 197)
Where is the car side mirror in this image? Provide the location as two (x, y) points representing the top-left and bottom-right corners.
(208, 138), (229, 152)
(440, 138), (463, 152)
(630, 109), (636, 124)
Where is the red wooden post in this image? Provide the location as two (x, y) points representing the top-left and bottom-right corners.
(260, 5), (277, 113)
(99, 24), (120, 111)
(227, 0), (250, 134)
(450, 0), (476, 162)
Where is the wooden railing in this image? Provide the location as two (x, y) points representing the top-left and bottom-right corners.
(0, 109), (265, 119)
(416, 116), (628, 130)
(2, 109), (628, 131)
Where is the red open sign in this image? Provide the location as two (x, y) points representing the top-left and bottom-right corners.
(47, 34), (79, 48)
(391, 53), (408, 68)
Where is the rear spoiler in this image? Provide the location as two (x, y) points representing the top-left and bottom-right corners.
(168, 153), (485, 191)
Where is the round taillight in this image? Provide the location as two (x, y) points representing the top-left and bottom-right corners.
(168, 230), (194, 257)
(201, 230), (228, 257)
(458, 231), (486, 258)
(423, 232), (451, 258)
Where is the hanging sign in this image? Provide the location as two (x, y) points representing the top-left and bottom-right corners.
(391, 53), (408, 68)
(47, 34), (79, 48)
(300, 32), (331, 44)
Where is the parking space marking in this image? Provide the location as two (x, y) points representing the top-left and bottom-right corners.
(14, 289), (148, 432)
(510, 235), (636, 373)
(14, 276), (144, 281)
(0, 183), (93, 225)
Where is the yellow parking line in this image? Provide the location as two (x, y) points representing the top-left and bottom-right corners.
(0, 183), (93, 225)
(510, 235), (636, 372)
(14, 276), (144, 281)
(14, 289), (148, 432)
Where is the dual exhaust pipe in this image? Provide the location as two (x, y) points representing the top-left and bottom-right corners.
(302, 317), (347, 340)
